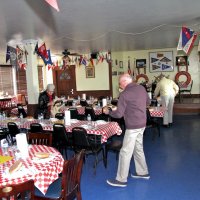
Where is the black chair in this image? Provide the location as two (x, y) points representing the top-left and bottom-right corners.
(111, 99), (118, 106)
(30, 123), (43, 133)
(0, 180), (34, 200)
(80, 99), (89, 107)
(52, 124), (73, 159)
(34, 150), (85, 200)
(55, 112), (65, 120)
(7, 122), (20, 144)
(17, 104), (27, 118)
(146, 108), (160, 140)
(85, 106), (98, 121)
(68, 108), (80, 120)
(105, 136), (123, 168)
(65, 100), (73, 106)
(72, 127), (106, 173)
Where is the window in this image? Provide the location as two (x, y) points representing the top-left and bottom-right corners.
(0, 65), (14, 95)
(16, 68), (27, 95)
(0, 65), (43, 96)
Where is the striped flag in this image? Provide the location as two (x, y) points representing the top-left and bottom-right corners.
(45, 0), (60, 11)
(177, 26), (197, 55)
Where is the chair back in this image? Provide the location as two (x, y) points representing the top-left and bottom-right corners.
(85, 106), (96, 121)
(17, 104), (27, 118)
(62, 150), (85, 200)
(72, 127), (90, 151)
(55, 112), (65, 120)
(68, 108), (79, 119)
(65, 100), (73, 106)
(28, 132), (52, 146)
(30, 123), (43, 133)
(0, 179), (34, 200)
(53, 124), (72, 147)
(80, 100), (89, 107)
(111, 99), (118, 106)
(7, 122), (20, 144)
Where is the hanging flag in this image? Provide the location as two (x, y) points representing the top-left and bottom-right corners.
(45, 0), (60, 11)
(127, 57), (131, 75)
(177, 26), (197, 54)
(37, 43), (48, 59)
(6, 46), (17, 67)
(41, 49), (53, 67)
(16, 45), (27, 70)
(89, 58), (94, 67)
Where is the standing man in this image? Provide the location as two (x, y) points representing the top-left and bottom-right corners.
(103, 73), (151, 187)
(154, 76), (179, 127)
(37, 83), (55, 119)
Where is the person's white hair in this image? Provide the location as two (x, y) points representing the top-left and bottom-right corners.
(119, 73), (133, 83)
(46, 84), (55, 92)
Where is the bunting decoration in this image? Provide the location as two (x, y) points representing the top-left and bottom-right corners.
(35, 42), (48, 59)
(45, 0), (60, 12)
(42, 49), (53, 69)
(16, 45), (27, 70)
(177, 26), (197, 55)
(6, 45), (18, 67)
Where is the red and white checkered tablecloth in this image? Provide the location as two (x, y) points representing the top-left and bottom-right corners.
(59, 106), (102, 115)
(149, 107), (166, 118)
(0, 119), (122, 143)
(0, 145), (64, 195)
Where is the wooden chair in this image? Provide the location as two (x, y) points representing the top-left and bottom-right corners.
(0, 179), (34, 200)
(178, 80), (193, 102)
(34, 150), (85, 200)
(28, 132), (53, 146)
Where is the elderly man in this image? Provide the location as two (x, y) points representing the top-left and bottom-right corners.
(37, 84), (55, 119)
(103, 73), (151, 187)
(154, 76), (179, 127)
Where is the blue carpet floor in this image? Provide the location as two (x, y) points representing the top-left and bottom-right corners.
(79, 114), (200, 200)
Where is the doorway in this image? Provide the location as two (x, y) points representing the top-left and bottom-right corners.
(53, 65), (77, 98)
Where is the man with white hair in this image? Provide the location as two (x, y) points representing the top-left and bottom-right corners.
(103, 73), (151, 187)
(36, 84), (55, 119)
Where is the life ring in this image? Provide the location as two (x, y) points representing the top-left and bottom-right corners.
(136, 74), (149, 83)
(175, 71), (191, 87)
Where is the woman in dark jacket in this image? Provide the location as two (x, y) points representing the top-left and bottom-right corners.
(36, 84), (55, 119)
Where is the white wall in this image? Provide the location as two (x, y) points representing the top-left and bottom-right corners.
(76, 61), (109, 91)
(111, 46), (200, 98)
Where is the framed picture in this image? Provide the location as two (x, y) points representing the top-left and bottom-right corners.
(118, 71), (124, 75)
(119, 61), (123, 68)
(86, 67), (95, 78)
(149, 51), (174, 72)
(176, 56), (188, 66)
(136, 59), (146, 68)
(112, 71), (118, 76)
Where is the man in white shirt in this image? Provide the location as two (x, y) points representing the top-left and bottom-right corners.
(154, 76), (179, 127)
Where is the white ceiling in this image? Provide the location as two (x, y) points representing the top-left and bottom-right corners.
(0, 0), (200, 55)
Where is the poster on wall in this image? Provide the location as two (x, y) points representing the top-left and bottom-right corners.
(149, 51), (174, 72)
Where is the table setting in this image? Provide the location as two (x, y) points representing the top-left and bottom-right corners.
(0, 141), (64, 195)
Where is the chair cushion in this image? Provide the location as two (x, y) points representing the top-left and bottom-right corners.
(34, 178), (62, 198)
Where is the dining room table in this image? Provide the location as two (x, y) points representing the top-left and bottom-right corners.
(0, 144), (64, 195)
(148, 106), (166, 118)
(0, 118), (122, 144)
